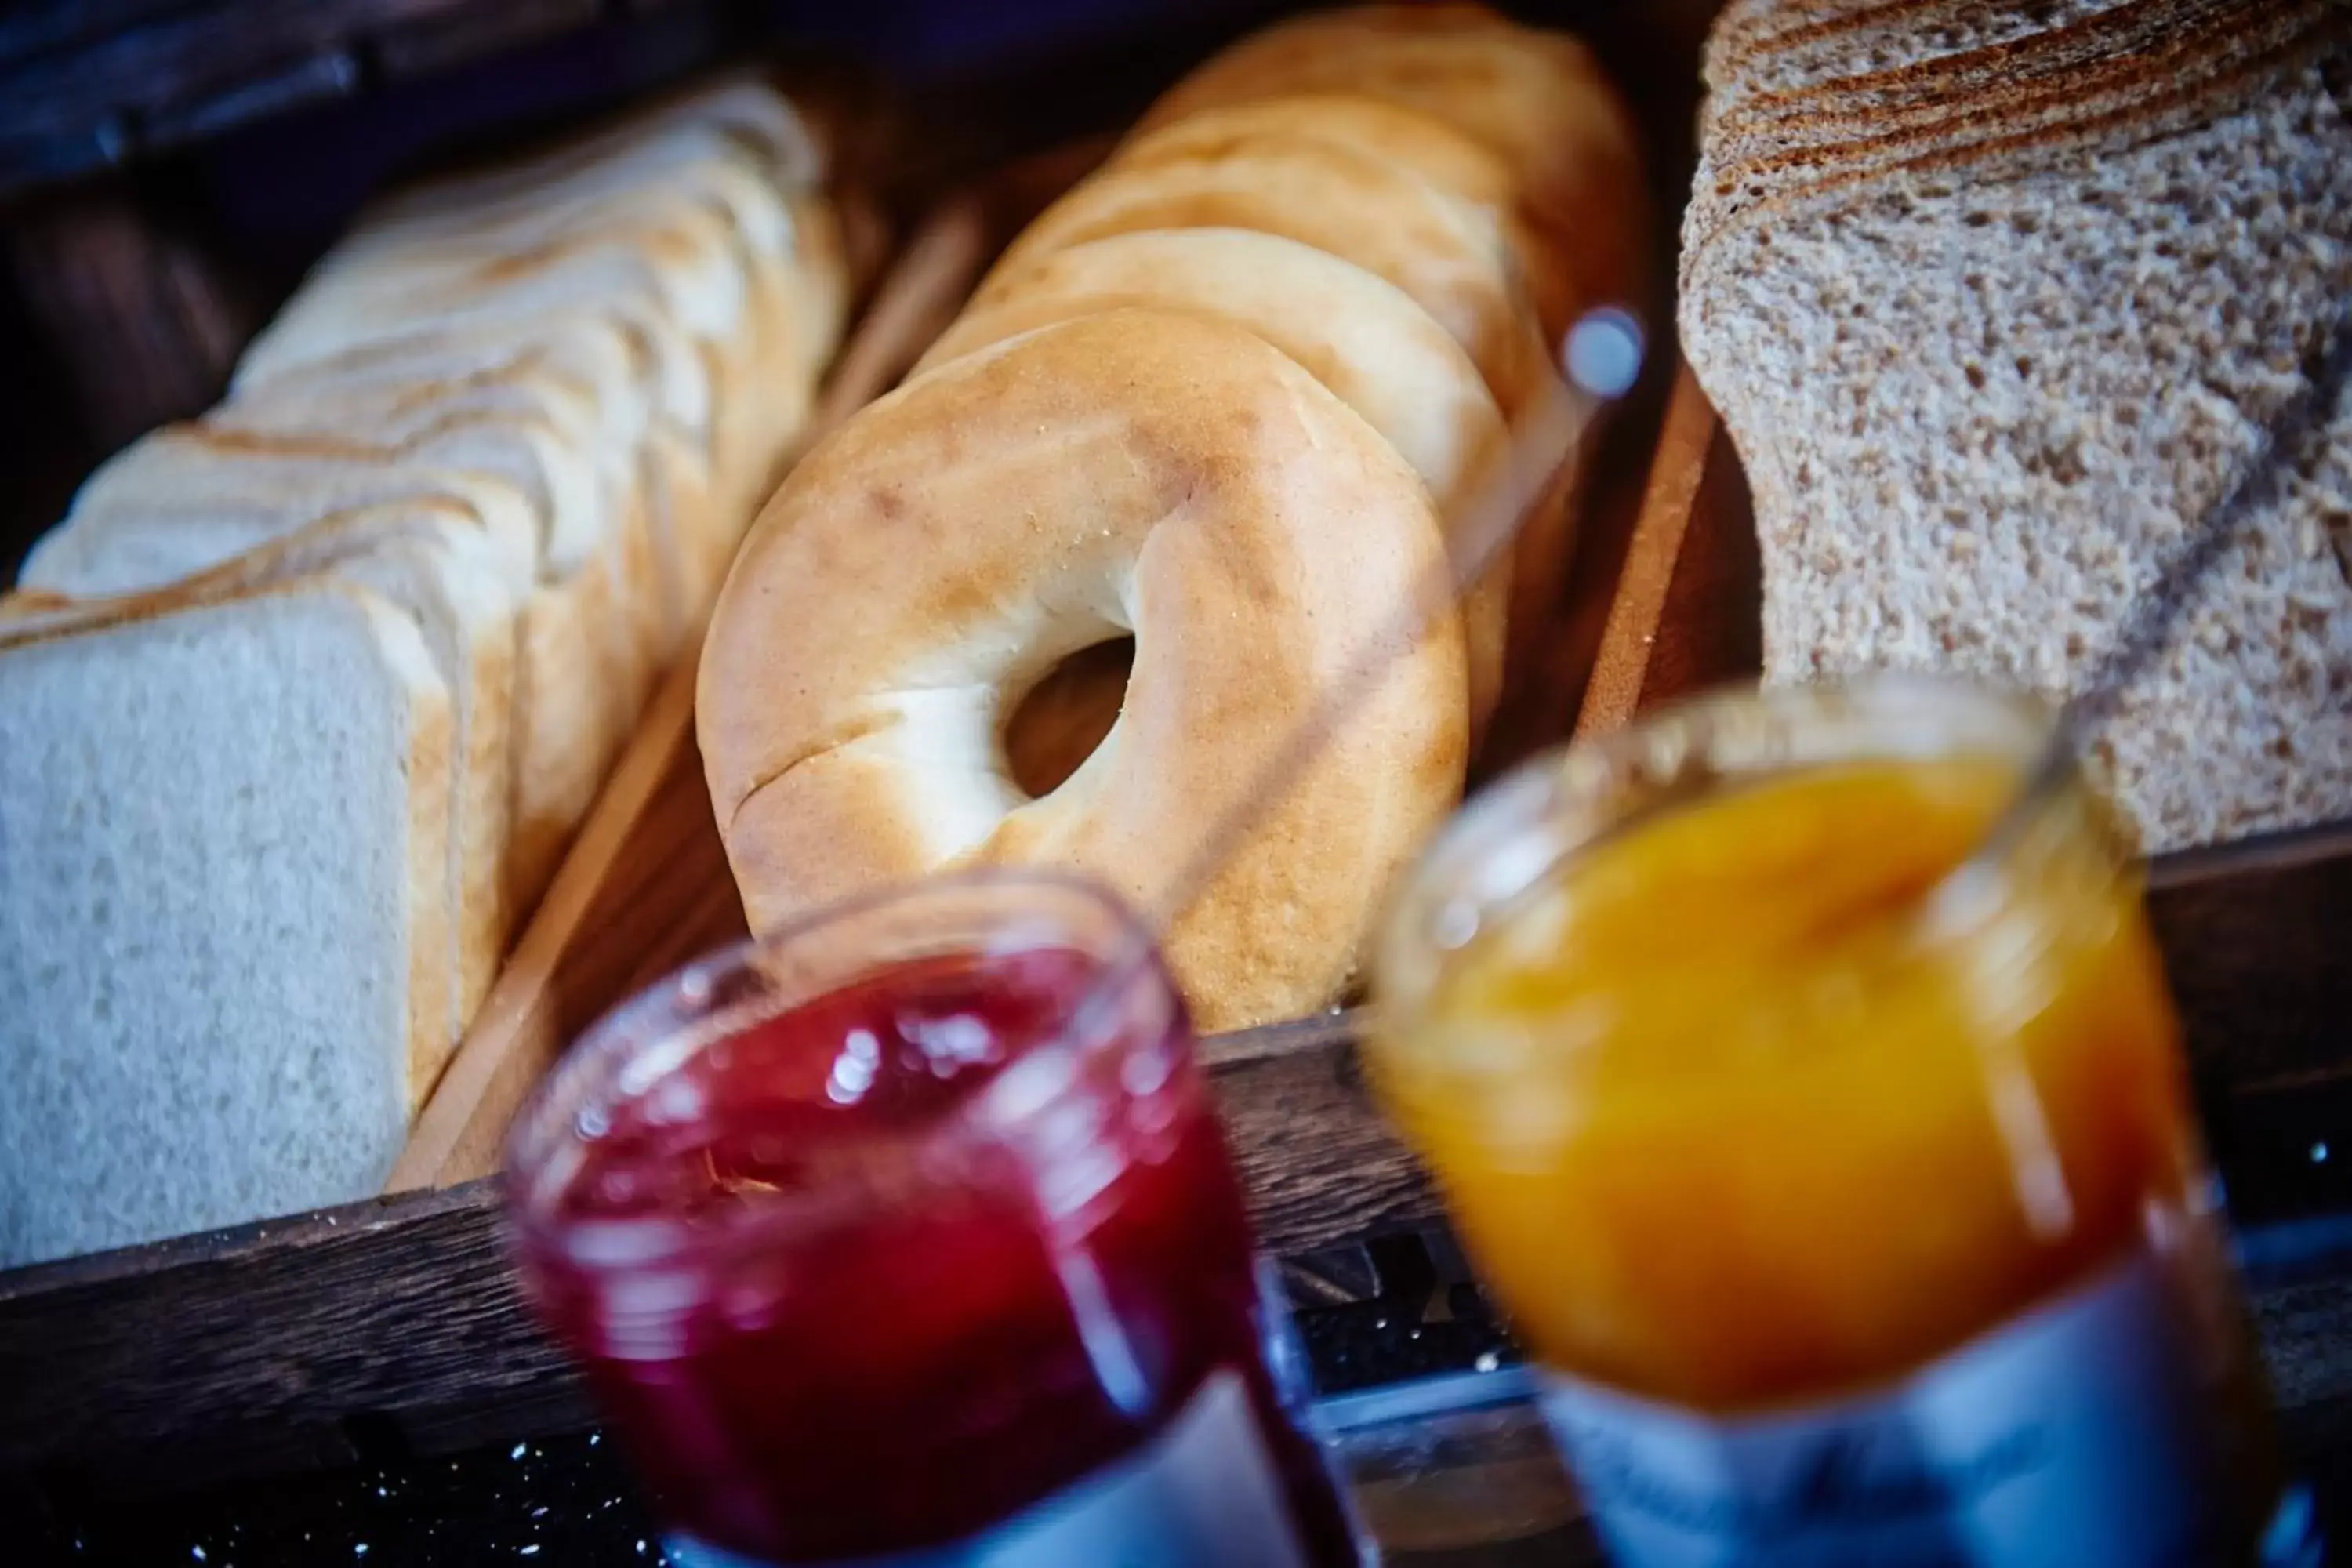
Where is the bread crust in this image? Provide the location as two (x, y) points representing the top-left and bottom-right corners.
(1134, 2), (1650, 327)
(978, 124), (1552, 422)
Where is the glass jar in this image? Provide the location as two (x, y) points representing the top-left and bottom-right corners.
(1369, 675), (2310, 1567)
(506, 870), (1364, 1566)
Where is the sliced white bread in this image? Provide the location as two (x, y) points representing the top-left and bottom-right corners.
(237, 265), (735, 638)
(354, 74), (827, 237)
(0, 76), (848, 1271)
(19, 444), (541, 1025)
(259, 159), (804, 531)
(0, 583), (450, 1267)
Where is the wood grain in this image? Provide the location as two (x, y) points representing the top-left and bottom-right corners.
(1574, 364), (1761, 736)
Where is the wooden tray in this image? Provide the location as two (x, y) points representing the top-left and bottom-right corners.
(5, 23), (2352, 1501)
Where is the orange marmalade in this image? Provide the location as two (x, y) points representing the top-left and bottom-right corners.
(1370, 678), (2301, 1567)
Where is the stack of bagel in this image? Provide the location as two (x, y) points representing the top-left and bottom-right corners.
(701, 4), (1646, 1031)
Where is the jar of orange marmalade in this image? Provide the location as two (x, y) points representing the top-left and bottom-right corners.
(1369, 676), (2317, 1567)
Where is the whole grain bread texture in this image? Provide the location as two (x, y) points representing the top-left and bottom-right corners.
(1682, 0), (2352, 852)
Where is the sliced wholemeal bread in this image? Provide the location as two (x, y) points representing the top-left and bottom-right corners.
(0, 583), (451, 1266)
(1682, 10), (2352, 851)
(1700, 0), (2234, 166)
(1703, 0), (2147, 118)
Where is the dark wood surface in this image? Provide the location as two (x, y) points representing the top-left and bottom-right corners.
(4, 827), (2350, 1497)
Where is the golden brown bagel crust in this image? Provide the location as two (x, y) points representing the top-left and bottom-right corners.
(699, 310), (1468, 1031)
(1135, 3), (1651, 329)
(920, 227), (1510, 738)
(973, 124), (1552, 420)
(1104, 93), (1579, 339)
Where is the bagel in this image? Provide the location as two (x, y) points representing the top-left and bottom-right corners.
(922, 227), (1510, 738)
(1135, 3), (1652, 327)
(699, 310), (1469, 1030)
(1105, 95), (1580, 340)
(973, 123), (1553, 419)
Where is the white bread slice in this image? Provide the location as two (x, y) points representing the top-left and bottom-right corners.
(217, 321), (682, 634)
(11, 505), (513, 1050)
(56, 419), (649, 851)
(272, 157), (793, 501)
(20, 446), (538, 1025)
(0, 583), (451, 1267)
(268, 167), (837, 604)
(200, 375), (664, 762)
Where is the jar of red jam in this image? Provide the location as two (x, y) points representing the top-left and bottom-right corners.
(505, 870), (1367, 1566)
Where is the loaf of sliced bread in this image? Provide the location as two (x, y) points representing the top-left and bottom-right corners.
(1, 78), (846, 1266)
(0, 584), (450, 1266)
(16, 470), (531, 1037)
(1682, 0), (2352, 851)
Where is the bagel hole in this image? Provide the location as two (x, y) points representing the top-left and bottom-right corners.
(1004, 637), (1135, 797)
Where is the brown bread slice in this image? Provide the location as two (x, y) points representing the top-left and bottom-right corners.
(1703, 0), (2231, 166)
(1682, 29), (2352, 851)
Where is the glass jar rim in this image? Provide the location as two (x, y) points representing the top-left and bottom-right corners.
(1375, 673), (2079, 1032)
(503, 868), (1180, 1268)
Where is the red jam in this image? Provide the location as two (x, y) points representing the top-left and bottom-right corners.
(510, 922), (1359, 1565)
